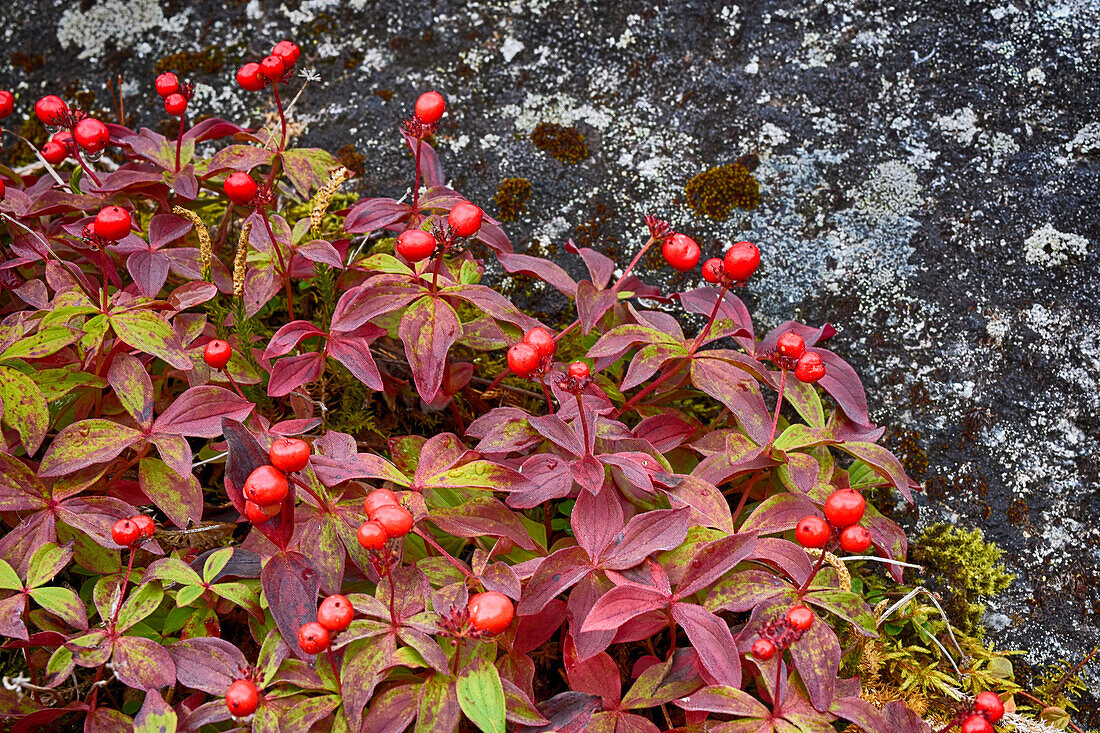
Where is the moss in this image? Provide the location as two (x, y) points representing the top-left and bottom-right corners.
(531, 122), (588, 164)
(9, 51), (45, 73)
(911, 524), (1015, 635)
(336, 144), (366, 178)
(493, 178), (532, 222)
(155, 45), (226, 75)
(0, 116), (48, 167)
(886, 427), (928, 479)
(685, 162), (761, 219)
(1006, 498), (1029, 526)
(373, 90), (395, 101)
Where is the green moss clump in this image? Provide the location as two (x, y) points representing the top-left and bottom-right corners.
(911, 524), (1015, 634)
(685, 163), (761, 219)
(155, 45), (226, 75)
(494, 178), (532, 222)
(531, 123), (588, 164)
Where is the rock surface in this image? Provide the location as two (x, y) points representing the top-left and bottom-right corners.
(1, 0), (1097, 715)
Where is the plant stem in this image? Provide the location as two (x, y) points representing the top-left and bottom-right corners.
(766, 368), (789, 447)
(575, 394), (592, 455)
(797, 548), (828, 596)
(688, 286), (728, 354)
(259, 207), (294, 320)
(287, 474), (324, 507)
(451, 636), (463, 678)
(220, 367), (248, 400)
(71, 146), (102, 188)
(773, 656), (784, 716)
(730, 479), (753, 528)
(326, 646), (341, 691)
(387, 573), (397, 628)
(538, 373), (554, 414)
(666, 613), (677, 662)
(542, 502), (553, 547)
(273, 83), (288, 152)
(174, 112), (186, 173)
(412, 137), (423, 214)
(616, 235), (657, 286)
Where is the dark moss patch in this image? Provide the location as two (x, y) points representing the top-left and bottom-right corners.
(336, 144), (366, 178)
(531, 122), (588, 164)
(374, 89), (395, 102)
(155, 45), (226, 75)
(886, 427), (929, 479)
(493, 178), (532, 222)
(685, 163), (761, 219)
(9, 51), (44, 73)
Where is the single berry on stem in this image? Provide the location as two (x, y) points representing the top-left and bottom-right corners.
(823, 488), (865, 528)
(449, 202), (483, 237)
(702, 257), (724, 283)
(317, 594), (354, 632)
(372, 504), (414, 537)
(236, 63), (265, 92)
(204, 339), (232, 369)
(131, 515), (155, 540)
(245, 500), (279, 525)
(225, 679), (259, 717)
(751, 638), (776, 660)
(467, 591), (514, 635)
(155, 73), (180, 98)
(41, 141), (67, 165)
(723, 240), (760, 281)
(224, 172), (258, 206)
(297, 621), (330, 655)
(415, 91), (446, 124)
(0, 91), (13, 119)
(838, 525), (872, 553)
(111, 518), (141, 547)
(795, 515), (830, 548)
(960, 715), (994, 733)
(242, 465), (289, 506)
(776, 332), (806, 360)
(662, 233), (701, 271)
(523, 327), (557, 359)
(364, 488), (399, 516)
(93, 206), (132, 241)
(35, 95), (67, 126)
(73, 118), (110, 153)
(357, 521), (388, 550)
(973, 691), (1004, 723)
(269, 438), (310, 473)
(272, 40), (301, 66)
(164, 93), (187, 117)
(396, 229), (436, 262)
(568, 361), (590, 381)
(785, 605), (814, 631)
(794, 352), (825, 383)
(507, 342), (540, 378)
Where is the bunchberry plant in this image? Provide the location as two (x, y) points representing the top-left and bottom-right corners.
(0, 37), (1035, 733)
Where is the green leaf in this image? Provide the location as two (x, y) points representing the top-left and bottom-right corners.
(134, 689), (178, 733)
(37, 418), (144, 477)
(109, 309), (192, 370)
(79, 313), (110, 352)
(210, 581), (263, 620)
(281, 147), (341, 198)
(0, 326), (81, 361)
(26, 542), (73, 588)
(28, 587), (88, 629)
(139, 458), (202, 529)
(144, 557), (202, 586)
(417, 673), (461, 733)
(0, 365), (50, 453)
(56, 522), (120, 575)
(203, 547), (234, 584)
(116, 581), (164, 632)
(258, 630), (286, 687)
(45, 646), (74, 687)
(175, 584), (205, 608)
(805, 590), (879, 637)
(30, 368), (107, 401)
(456, 657), (506, 733)
(0, 558), (22, 591)
(773, 425), (836, 453)
(358, 253), (413, 275)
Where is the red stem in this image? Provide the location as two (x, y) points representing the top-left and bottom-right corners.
(413, 528), (472, 577)
(174, 111), (186, 173)
(273, 83), (288, 152)
(575, 394), (592, 455)
(71, 146), (103, 188)
(221, 367), (248, 400)
(387, 573), (398, 628)
(108, 549), (136, 631)
(539, 373), (554, 414)
(773, 656), (784, 716)
(259, 207), (294, 320)
(326, 646), (341, 690)
(766, 368), (789, 446)
(287, 474), (324, 507)
(412, 137), (423, 214)
(797, 549), (828, 596)
(689, 286), (728, 353)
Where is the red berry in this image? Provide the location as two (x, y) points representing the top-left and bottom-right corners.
(164, 93), (188, 117)
(93, 206), (132, 241)
(243, 465), (289, 506)
(395, 229), (436, 262)
(0, 91), (13, 119)
(225, 678), (259, 717)
(507, 342), (540, 378)
(269, 438), (310, 473)
(823, 489), (865, 528)
(259, 55), (285, 81)
(776, 332), (806, 360)
(568, 361), (590, 381)
(41, 141), (67, 165)
(522, 327), (556, 360)
(785, 605), (814, 631)
(0, 180), (4, 200)
(467, 591), (514, 634)
(74, 118), (110, 153)
(372, 504), (414, 537)
(111, 518), (140, 547)
(723, 240), (760, 280)
(131, 515), (155, 540)
(204, 339), (232, 369)
(236, 63), (265, 92)
(751, 638), (776, 660)
(701, 257), (724, 283)
(415, 91), (446, 124)
(795, 515), (830, 549)
(317, 594), (354, 632)
(363, 488), (399, 517)
(35, 95), (67, 126)
(357, 521), (388, 550)
(155, 73), (180, 98)
(223, 172), (257, 206)
(960, 715), (994, 733)
(272, 40), (301, 66)
(662, 233), (701, 271)
(794, 352), (826, 383)
(838, 525), (873, 553)
(974, 692), (1004, 723)
(245, 500), (279, 525)
(297, 621), (330, 654)
(448, 202), (483, 237)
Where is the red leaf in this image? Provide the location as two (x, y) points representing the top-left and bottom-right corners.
(603, 508), (690, 571)
(263, 320), (327, 359)
(267, 352), (326, 397)
(515, 692), (600, 733)
(112, 636), (176, 690)
(788, 612), (840, 711)
(563, 635), (620, 707)
(152, 386), (255, 438)
(571, 486), (624, 561)
(676, 532), (758, 598)
(565, 239), (615, 288)
(576, 281), (618, 334)
(262, 551), (322, 659)
(326, 326), (385, 390)
(812, 347), (871, 427)
(399, 295), (460, 402)
(671, 602), (741, 687)
(518, 547), (591, 616)
(107, 353), (154, 428)
(344, 197), (412, 234)
(497, 253), (578, 298)
(168, 637), (250, 694)
(580, 585), (668, 633)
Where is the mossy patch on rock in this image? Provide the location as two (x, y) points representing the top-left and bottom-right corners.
(531, 122), (588, 164)
(155, 45), (227, 75)
(685, 162), (761, 219)
(494, 178), (532, 222)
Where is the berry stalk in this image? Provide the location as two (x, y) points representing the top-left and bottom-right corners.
(70, 146), (103, 188)
(174, 111), (186, 173)
(258, 207), (295, 320)
(766, 368), (789, 447)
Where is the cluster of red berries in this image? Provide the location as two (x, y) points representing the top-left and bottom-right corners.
(225, 678), (260, 718)
(751, 604), (815, 660)
(237, 40), (300, 92)
(82, 206), (133, 249)
(240, 439), (311, 525)
(794, 488), (872, 554)
(952, 692), (1006, 733)
(356, 489), (415, 551)
(154, 72), (193, 117)
(773, 331), (826, 384)
(658, 226), (762, 287)
(297, 593), (354, 655)
(35, 95), (111, 165)
(394, 202), (482, 263)
(110, 515), (155, 547)
(506, 326), (557, 378)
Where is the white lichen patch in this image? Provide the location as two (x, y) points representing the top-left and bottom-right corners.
(1023, 224), (1089, 267)
(936, 107), (980, 146)
(1067, 122), (1100, 156)
(854, 160), (923, 221)
(57, 0), (167, 59)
